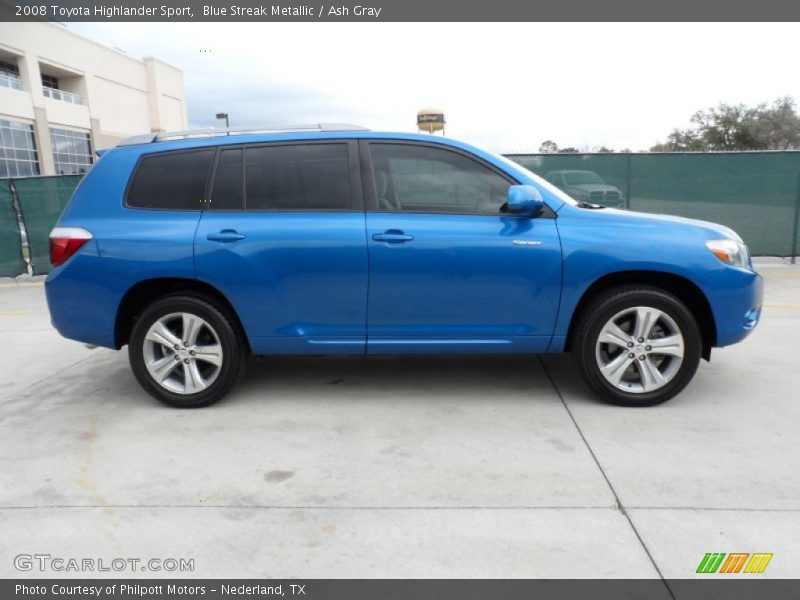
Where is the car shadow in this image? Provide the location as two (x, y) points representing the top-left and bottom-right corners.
(231, 353), (561, 404)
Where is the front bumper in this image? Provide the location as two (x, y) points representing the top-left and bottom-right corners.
(700, 266), (764, 347)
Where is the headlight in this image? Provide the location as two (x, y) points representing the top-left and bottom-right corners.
(706, 239), (751, 270)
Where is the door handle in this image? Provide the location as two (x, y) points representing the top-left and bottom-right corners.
(207, 229), (246, 242)
(372, 230), (414, 244)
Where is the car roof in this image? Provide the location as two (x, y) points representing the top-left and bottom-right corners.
(104, 128), (499, 159)
(116, 123), (369, 146)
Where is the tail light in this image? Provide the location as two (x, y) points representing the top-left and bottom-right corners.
(49, 227), (92, 267)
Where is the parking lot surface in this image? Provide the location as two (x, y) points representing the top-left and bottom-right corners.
(0, 262), (798, 579)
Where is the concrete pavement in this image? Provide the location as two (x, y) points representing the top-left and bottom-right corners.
(0, 263), (798, 579)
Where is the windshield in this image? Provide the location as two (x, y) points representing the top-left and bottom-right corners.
(491, 153), (578, 206)
(565, 171), (604, 185)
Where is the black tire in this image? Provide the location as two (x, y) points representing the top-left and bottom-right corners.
(129, 294), (247, 408)
(572, 285), (702, 407)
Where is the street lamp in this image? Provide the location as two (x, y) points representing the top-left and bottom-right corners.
(216, 112), (229, 129)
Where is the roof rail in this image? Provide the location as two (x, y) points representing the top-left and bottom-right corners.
(117, 123), (369, 146)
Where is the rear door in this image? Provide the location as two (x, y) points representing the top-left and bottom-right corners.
(363, 140), (562, 354)
(194, 140), (368, 355)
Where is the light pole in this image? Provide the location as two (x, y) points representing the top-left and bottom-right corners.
(216, 112), (229, 129)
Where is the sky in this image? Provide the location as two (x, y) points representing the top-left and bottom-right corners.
(67, 22), (800, 153)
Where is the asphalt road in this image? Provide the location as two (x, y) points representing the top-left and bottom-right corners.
(0, 262), (798, 579)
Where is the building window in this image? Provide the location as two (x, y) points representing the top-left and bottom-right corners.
(49, 128), (93, 175)
(0, 59), (24, 91)
(0, 120), (39, 178)
(0, 60), (19, 76)
(41, 74), (59, 89)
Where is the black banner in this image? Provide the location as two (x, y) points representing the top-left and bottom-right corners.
(4, 580), (800, 600)
(2, 0), (800, 22)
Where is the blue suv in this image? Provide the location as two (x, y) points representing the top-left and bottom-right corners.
(46, 125), (763, 408)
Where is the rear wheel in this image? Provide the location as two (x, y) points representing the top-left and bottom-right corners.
(573, 286), (702, 406)
(129, 295), (246, 408)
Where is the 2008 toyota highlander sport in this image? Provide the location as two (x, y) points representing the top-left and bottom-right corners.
(45, 125), (763, 408)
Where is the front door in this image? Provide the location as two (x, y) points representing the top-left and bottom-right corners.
(363, 141), (562, 354)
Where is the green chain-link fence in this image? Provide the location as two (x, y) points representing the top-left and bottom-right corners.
(0, 153), (798, 278)
(12, 175), (83, 275)
(0, 181), (26, 277)
(506, 151), (800, 257)
(0, 175), (83, 277)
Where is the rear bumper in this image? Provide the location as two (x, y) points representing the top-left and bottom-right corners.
(700, 266), (764, 348)
(45, 264), (119, 349)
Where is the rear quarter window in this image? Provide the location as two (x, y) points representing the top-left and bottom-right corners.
(126, 149), (215, 210)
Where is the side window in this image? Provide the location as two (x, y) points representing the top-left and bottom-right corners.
(210, 148), (243, 210)
(245, 143), (351, 210)
(369, 143), (511, 215)
(127, 150), (214, 210)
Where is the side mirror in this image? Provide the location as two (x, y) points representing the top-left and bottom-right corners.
(506, 185), (544, 217)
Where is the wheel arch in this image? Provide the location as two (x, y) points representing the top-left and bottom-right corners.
(115, 278), (250, 352)
(564, 270), (716, 360)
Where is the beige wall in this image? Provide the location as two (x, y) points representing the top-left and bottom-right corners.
(0, 15), (187, 174)
(89, 77), (152, 137)
(0, 87), (35, 120)
(144, 57), (188, 133)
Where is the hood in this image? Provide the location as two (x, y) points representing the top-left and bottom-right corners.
(565, 184), (622, 194)
(597, 207), (743, 242)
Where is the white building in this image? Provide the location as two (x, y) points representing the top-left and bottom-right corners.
(0, 16), (187, 177)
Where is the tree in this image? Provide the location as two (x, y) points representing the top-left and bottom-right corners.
(558, 147), (580, 153)
(651, 97), (800, 151)
(747, 97), (800, 150)
(539, 140), (559, 153)
(651, 128), (705, 152)
(692, 103), (760, 150)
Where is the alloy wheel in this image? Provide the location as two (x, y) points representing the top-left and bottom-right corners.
(594, 306), (685, 393)
(142, 312), (224, 394)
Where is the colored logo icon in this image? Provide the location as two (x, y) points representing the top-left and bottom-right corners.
(696, 552), (773, 574)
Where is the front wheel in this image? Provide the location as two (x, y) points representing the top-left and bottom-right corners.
(129, 295), (247, 408)
(572, 286), (702, 406)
